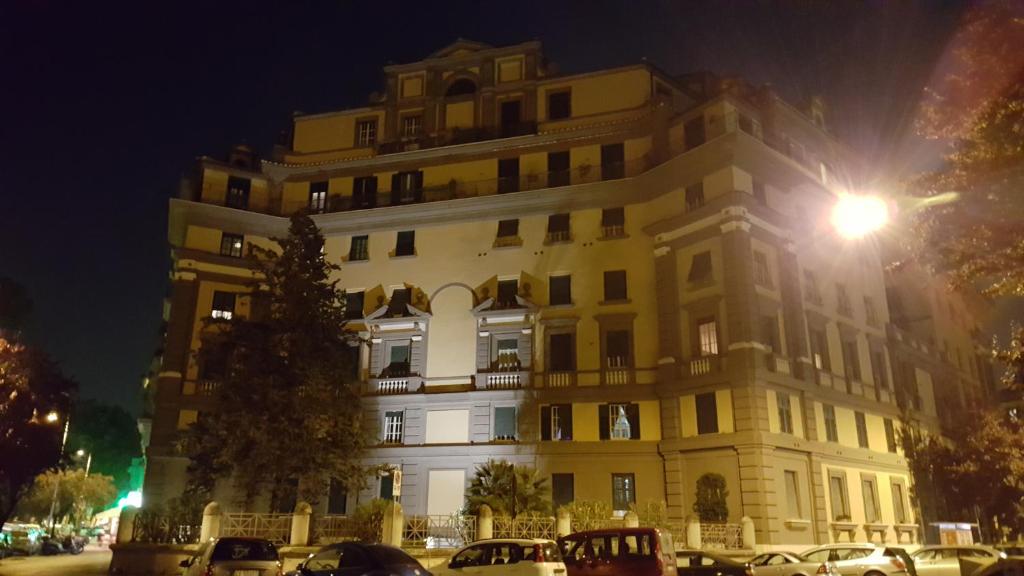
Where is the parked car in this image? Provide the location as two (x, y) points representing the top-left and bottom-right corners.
(993, 545), (1024, 560)
(675, 550), (751, 576)
(749, 551), (840, 576)
(5, 525), (42, 556)
(558, 527), (677, 575)
(912, 545), (1005, 576)
(290, 542), (432, 576)
(434, 538), (562, 575)
(969, 558), (1024, 576)
(179, 537), (282, 576)
(801, 545), (914, 576)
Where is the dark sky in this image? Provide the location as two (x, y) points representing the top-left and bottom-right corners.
(0, 1), (980, 413)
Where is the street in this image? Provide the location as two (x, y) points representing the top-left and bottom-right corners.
(0, 548), (111, 576)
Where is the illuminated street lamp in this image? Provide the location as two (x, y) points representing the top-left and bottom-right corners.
(831, 193), (890, 239)
(75, 449), (92, 476)
(45, 411), (60, 423)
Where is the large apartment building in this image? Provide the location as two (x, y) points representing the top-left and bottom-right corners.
(143, 39), (992, 547)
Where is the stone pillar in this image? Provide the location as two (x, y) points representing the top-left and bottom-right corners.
(200, 501), (222, 543)
(741, 516), (756, 550)
(290, 502), (312, 546)
(116, 507), (138, 544)
(685, 515), (701, 549)
(624, 511), (639, 528)
(381, 501), (404, 546)
(556, 507), (571, 537)
(477, 504), (494, 540)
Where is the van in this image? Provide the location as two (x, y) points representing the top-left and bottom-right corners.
(557, 527), (678, 576)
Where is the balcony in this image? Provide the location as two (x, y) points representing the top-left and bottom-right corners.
(765, 354), (791, 375)
(603, 356), (633, 385)
(684, 355), (722, 377)
(544, 371), (577, 388)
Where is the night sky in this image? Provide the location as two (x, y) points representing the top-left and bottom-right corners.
(0, 1), (988, 413)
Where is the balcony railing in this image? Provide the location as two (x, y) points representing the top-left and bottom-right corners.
(685, 355), (721, 377)
(604, 356), (632, 385)
(546, 371), (576, 387)
(484, 372), (524, 390)
(374, 379), (408, 394)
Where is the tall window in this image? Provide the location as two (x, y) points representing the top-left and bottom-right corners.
(383, 411), (404, 444)
(352, 176), (378, 209)
(387, 288), (411, 316)
(784, 471), (802, 518)
(226, 176), (250, 209)
(391, 171), (423, 204)
(601, 207), (626, 238)
(687, 252), (713, 284)
(762, 316), (780, 353)
(605, 330), (631, 369)
(777, 392), (794, 434)
(494, 406), (517, 440)
(542, 404), (573, 441)
(752, 251), (772, 288)
(684, 116), (705, 150)
(548, 90), (571, 120)
(328, 479), (347, 515)
(828, 473), (850, 520)
(356, 119), (377, 147)
(884, 418), (897, 453)
(548, 151), (570, 186)
(549, 275), (571, 306)
(344, 291), (364, 320)
(549, 333), (575, 372)
(309, 181), (328, 213)
(823, 404), (839, 442)
(804, 270), (822, 304)
(395, 231), (415, 257)
(600, 143), (625, 180)
(603, 270), (627, 301)
(810, 328), (830, 370)
(862, 477), (881, 523)
(349, 235), (369, 261)
(600, 403), (639, 440)
(401, 115), (422, 138)
(697, 318), (719, 356)
(498, 157), (520, 193)
(871, 349), (889, 390)
(696, 392), (718, 434)
(892, 481), (909, 524)
(611, 473), (636, 512)
(843, 340), (862, 380)
(494, 337), (519, 370)
(609, 404), (632, 440)
(552, 473), (574, 509)
(836, 284), (852, 316)
(752, 179), (767, 205)
(386, 342), (410, 376)
(855, 411), (869, 448)
(220, 233), (243, 258)
(864, 297), (879, 326)
(211, 291), (236, 320)
(685, 182), (705, 210)
(546, 213), (571, 242)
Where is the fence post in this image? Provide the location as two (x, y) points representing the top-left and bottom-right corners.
(291, 501), (312, 546)
(381, 500), (404, 547)
(200, 501), (221, 543)
(478, 504), (494, 540)
(685, 515), (701, 549)
(624, 511), (640, 528)
(556, 507), (571, 537)
(116, 506), (138, 543)
(741, 516), (756, 550)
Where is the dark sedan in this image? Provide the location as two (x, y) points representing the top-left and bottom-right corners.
(289, 542), (431, 576)
(676, 550), (752, 576)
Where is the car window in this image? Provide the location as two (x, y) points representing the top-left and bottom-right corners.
(452, 544), (488, 567)
(679, 553), (717, 567)
(306, 548), (341, 570)
(837, 549), (872, 560)
(915, 551), (936, 560)
(803, 550), (832, 563)
(531, 542), (562, 563)
(623, 534), (654, 556)
(751, 554), (772, 566)
(959, 549), (992, 559)
(211, 539), (278, 562)
(488, 543), (528, 565)
(768, 555), (788, 566)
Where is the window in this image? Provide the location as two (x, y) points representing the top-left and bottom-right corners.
(383, 411), (404, 444)
(347, 235), (369, 262)
(401, 115), (422, 138)
(804, 270), (822, 304)
(843, 340), (862, 380)
(823, 404), (839, 442)
(548, 90), (571, 120)
(855, 411), (869, 448)
(498, 157), (520, 193)
(862, 477), (881, 523)
(864, 297), (879, 326)
(696, 392), (719, 434)
(611, 473), (636, 512)
(356, 119), (377, 147)
(391, 171), (423, 204)
(327, 479), (347, 515)
(762, 316), (780, 353)
(394, 231), (415, 257)
(549, 275), (571, 306)
(601, 403), (640, 440)
(752, 179), (767, 205)
(552, 474), (574, 509)
(497, 279), (519, 308)
(309, 181), (328, 213)
(220, 233), (243, 258)
(684, 116), (705, 150)
(601, 207), (626, 237)
(379, 473), (394, 500)
(697, 318), (719, 356)
(546, 213), (570, 242)
(601, 143), (625, 180)
(387, 288), (410, 316)
(784, 471), (802, 518)
(836, 284), (852, 316)
(548, 151), (570, 187)
(884, 418), (897, 453)
(688, 252), (713, 284)
(828, 472), (850, 520)
(753, 251), (772, 288)
(777, 392), (793, 434)
(226, 176), (250, 209)
(892, 481), (909, 524)
(494, 406), (517, 440)
(603, 270), (627, 301)
(541, 403), (573, 441)
(549, 332), (575, 372)
(810, 328), (830, 370)
(211, 291), (236, 320)
(344, 291), (364, 320)
(496, 219), (519, 238)
(605, 330), (631, 368)
(499, 100), (522, 135)
(494, 337), (519, 370)
(685, 182), (705, 210)
(352, 176), (378, 209)
(871, 349), (889, 390)
(385, 342), (410, 376)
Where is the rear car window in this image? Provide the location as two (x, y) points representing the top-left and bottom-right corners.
(535, 542), (563, 562)
(211, 539), (279, 561)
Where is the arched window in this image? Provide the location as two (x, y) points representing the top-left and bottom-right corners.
(445, 78), (477, 97)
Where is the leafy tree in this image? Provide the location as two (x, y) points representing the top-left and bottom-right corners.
(693, 473), (729, 522)
(65, 400), (142, 493)
(182, 213), (369, 510)
(994, 324), (1024, 393)
(0, 336), (76, 527)
(16, 469), (117, 526)
(465, 459), (550, 517)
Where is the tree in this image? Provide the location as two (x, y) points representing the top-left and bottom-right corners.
(65, 400), (142, 493)
(465, 459), (550, 517)
(693, 473), (729, 522)
(0, 337), (76, 527)
(16, 469), (117, 526)
(182, 213), (369, 510)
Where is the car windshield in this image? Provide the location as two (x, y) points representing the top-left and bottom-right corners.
(211, 539), (279, 562)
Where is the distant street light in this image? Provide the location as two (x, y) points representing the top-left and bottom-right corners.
(831, 193), (890, 239)
(45, 411), (60, 423)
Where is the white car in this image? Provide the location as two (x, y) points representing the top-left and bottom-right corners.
(912, 545), (1005, 576)
(750, 551), (841, 576)
(434, 538), (566, 575)
(179, 537), (283, 576)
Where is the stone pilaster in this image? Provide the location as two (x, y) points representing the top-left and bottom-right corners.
(735, 443), (779, 545)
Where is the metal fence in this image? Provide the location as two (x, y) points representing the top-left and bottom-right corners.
(221, 513), (292, 545)
(311, 515), (360, 544)
(699, 522), (744, 549)
(404, 514), (476, 548)
(131, 514), (200, 544)
(493, 515), (557, 540)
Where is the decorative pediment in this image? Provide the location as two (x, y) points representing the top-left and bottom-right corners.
(429, 38), (493, 59)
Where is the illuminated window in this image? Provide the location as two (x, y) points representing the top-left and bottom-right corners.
(211, 291), (236, 320)
(777, 392), (793, 434)
(697, 318), (718, 356)
(810, 328), (830, 370)
(220, 233), (243, 258)
(383, 411), (404, 444)
(823, 404), (838, 442)
(356, 120), (377, 147)
(855, 411), (869, 448)
(602, 403), (638, 440)
(753, 251), (772, 288)
(226, 176), (250, 209)
(401, 115), (422, 138)
(612, 473), (635, 512)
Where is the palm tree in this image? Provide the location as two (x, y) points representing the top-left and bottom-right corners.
(466, 459), (550, 516)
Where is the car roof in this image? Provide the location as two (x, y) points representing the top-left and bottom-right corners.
(808, 544), (877, 550)
(561, 527), (662, 537)
(466, 538), (554, 545)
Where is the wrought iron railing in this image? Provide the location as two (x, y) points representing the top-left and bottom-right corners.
(699, 522), (743, 549)
(131, 513), (200, 544)
(311, 515), (359, 544)
(492, 515), (557, 540)
(221, 513), (292, 545)
(403, 514), (476, 548)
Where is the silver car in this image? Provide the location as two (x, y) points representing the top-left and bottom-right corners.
(179, 537), (283, 576)
(801, 545), (912, 576)
(912, 545), (1005, 576)
(750, 552), (841, 576)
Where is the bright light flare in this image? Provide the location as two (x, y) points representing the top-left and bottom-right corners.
(45, 411), (60, 423)
(76, 449), (86, 457)
(831, 194), (890, 239)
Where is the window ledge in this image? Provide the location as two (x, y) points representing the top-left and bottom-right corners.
(784, 519), (812, 529)
(597, 233), (630, 241)
(543, 235), (574, 246)
(599, 299), (632, 306)
(492, 237), (523, 249)
(343, 257), (370, 264)
(389, 252), (418, 259)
